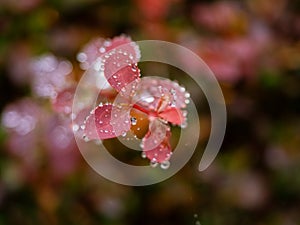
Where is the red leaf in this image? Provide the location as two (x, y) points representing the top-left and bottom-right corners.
(159, 107), (184, 125)
(106, 63), (140, 93)
(135, 77), (189, 112)
(142, 120), (172, 163)
(83, 104), (131, 140)
(103, 50), (140, 93)
(78, 35), (140, 70)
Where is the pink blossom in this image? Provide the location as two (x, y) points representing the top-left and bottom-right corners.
(192, 1), (246, 35)
(30, 54), (73, 98)
(78, 36), (190, 166)
(1, 98), (80, 182)
(134, 0), (173, 21)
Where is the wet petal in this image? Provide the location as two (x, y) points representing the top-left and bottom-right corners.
(103, 50), (140, 93)
(134, 77), (189, 112)
(159, 107), (185, 125)
(142, 120), (172, 163)
(83, 103), (131, 140)
(77, 35), (140, 70)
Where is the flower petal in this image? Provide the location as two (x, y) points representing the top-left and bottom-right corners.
(142, 120), (172, 163)
(158, 107), (185, 125)
(134, 77), (190, 112)
(83, 103), (131, 140)
(77, 35), (140, 70)
(103, 50), (140, 93)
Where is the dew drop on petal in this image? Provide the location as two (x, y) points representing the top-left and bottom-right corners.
(99, 47), (106, 53)
(181, 121), (188, 129)
(160, 160), (170, 169)
(141, 151), (147, 158)
(185, 92), (190, 98)
(72, 124), (79, 132)
(130, 117), (137, 125)
(150, 159), (158, 168)
(83, 135), (90, 142)
(77, 52), (87, 62)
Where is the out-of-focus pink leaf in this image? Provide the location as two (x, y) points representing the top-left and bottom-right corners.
(30, 54), (73, 98)
(51, 86), (76, 114)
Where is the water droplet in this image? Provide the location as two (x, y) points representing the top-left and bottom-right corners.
(72, 124), (79, 132)
(112, 75), (117, 79)
(80, 124), (86, 130)
(150, 159), (158, 168)
(141, 152), (147, 158)
(104, 40), (111, 47)
(121, 131), (127, 137)
(140, 142), (144, 148)
(83, 135), (89, 142)
(77, 52), (87, 62)
(144, 96), (155, 103)
(185, 99), (190, 104)
(181, 121), (187, 128)
(195, 221), (201, 225)
(131, 64), (137, 72)
(180, 87), (186, 92)
(131, 117), (137, 125)
(185, 92), (190, 98)
(160, 161), (170, 169)
(99, 47), (105, 53)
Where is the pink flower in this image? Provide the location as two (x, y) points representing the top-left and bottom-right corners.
(1, 98), (80, 182)
(30, 54), (73, 98)
(79, 36), (190, 167)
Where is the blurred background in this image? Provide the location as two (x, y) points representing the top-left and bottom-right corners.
(0, 0), (300, 224)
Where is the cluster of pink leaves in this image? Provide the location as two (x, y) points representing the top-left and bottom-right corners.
(2, 35), (190, 170)
(1, 99), (79, 182)
(74, 35), (190, 166)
